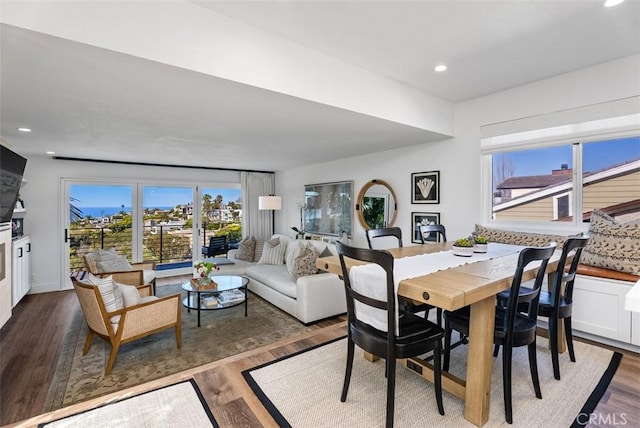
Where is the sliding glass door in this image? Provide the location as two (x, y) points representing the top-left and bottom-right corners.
(64, 180), (242, 286)
(141, 185), (194, 265)
(66, 182), (135, 275)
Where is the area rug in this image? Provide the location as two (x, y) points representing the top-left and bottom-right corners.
(40, 379), (217, 427)
(43, 283), (317, 412)
(243, 337), (621, 427)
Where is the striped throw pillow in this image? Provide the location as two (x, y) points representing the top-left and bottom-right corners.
(257, 238), (286, 266)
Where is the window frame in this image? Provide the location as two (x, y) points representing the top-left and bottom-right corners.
(481, 127), (639, 234)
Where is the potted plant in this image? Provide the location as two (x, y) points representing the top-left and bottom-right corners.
(452, 238), (474, 257)
(473, 235), (488, 253)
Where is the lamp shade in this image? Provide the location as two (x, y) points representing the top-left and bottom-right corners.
(259, 195), (282, 210)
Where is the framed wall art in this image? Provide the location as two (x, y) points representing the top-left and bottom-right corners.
(304, 181), (353, 237)
(411, 171), (439, 204)
(411, 212), (441, 244)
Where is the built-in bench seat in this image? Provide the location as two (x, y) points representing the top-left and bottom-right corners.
(576, 264), (639, 283)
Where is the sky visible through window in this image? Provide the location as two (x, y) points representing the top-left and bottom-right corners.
(498, 136), (639, 176)
(71, 184), (241, 218)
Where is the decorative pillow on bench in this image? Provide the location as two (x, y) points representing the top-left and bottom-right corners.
(581, 209), (640, 275)
(474, 224), (577, 248)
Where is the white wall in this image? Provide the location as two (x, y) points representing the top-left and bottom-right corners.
(276, 54), (640, 248)
(21, 156), (240, 293)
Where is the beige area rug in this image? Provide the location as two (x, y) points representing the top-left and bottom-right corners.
(40, 379), (216, 428)
(43, 283), (316, 412)
(244, 337), (621, 427)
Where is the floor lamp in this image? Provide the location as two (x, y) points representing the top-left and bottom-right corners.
(258, 195), (282, 236)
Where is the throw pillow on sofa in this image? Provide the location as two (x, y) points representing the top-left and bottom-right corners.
(581, 209), (640, 275)
(236, 236), (256, 261)
(253, 238), (266, 263)
(286, 240), (303, 274)
(258, 237), (286, 265)
(293, 243), (318, 278)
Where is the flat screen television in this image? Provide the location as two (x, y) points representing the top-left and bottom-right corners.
(0, 145), (27, 224)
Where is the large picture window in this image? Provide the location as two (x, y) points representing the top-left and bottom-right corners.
(486, 135), (639, 224)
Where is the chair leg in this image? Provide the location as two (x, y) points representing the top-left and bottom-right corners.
(386, 357), (396, 428)
(565, 317), (576, 362)
(105, 342), (121, 375)
(82, 330), (94, 355)
(175, 324), (182, 349)
(528, 341), (542, 399)
(493, 343), (500, 357)
(443, 319), (452, 372)
(436, 308), (443, 328)
(341, 338), (355, 402)
(549, 316), (561, 380)
(502, 344), (513, 424)
(433, 340), (445, 415)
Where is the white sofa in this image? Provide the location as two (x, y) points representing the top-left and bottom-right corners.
(215, 234), (346, 324)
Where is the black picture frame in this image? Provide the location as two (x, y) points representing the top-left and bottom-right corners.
(411, 171), (440, 204)
(411, 212), (441, 244)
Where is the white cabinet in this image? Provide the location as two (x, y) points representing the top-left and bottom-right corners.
(12, 236), (31, 307)
(0, 227), (12, 328)
(572, 274), (632, 343)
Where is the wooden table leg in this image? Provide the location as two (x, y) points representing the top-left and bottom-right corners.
(464, 297), (495, 426)
(547, 272), (566, 354)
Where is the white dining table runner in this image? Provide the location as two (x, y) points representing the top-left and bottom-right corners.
(349, 243), (525, 335)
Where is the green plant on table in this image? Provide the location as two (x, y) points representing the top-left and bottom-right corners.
(473, 235), (488, 245)
(453, 238), (473, 247)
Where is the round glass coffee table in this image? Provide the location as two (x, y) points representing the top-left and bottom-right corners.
(181, 275), (249, 327)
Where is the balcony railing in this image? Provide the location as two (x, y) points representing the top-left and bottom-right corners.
(69, 222), (240, 272)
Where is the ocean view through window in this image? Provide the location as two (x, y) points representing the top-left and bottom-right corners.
(68, 183), (242, 273)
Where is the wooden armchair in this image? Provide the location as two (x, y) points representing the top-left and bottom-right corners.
(72, 278), (181, 375)
(83, 251), (157, 293)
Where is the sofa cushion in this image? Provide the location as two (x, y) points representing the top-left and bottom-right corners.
(285, 240), (303, 273)
(474, 224), (577, 248)
(246, 265), (297, 299)
(293, 243), (318, 278)
(253, 238), (265, 263)
(258, 237), (286, 265)
(236, 236), (256, 261)
(581, 209), (640, 275)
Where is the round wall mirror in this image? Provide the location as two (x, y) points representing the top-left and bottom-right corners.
(355, 179), (398, 229)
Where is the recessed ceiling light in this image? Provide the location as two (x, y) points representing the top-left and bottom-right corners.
(17, 127), (32, 132)
(434, 64), (447, 72)
(46, 151), (55, 155)
(604, 0), (624, 7)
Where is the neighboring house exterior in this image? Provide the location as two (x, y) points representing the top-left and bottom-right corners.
(494, 160), (640, 222)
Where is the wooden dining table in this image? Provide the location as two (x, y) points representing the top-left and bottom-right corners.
(316, 242), (565, 427)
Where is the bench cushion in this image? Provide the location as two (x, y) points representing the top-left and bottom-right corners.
(577, 264), (639, 282)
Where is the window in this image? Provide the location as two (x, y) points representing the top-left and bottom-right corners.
(485, 135), (639, 225)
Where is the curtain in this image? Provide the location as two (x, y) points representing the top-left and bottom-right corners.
(241, 171), (275, 239)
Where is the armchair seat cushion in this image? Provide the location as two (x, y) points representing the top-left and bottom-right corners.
(143, 270), (156, 284)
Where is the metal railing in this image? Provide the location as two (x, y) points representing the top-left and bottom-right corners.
(69, 222), (241, 272)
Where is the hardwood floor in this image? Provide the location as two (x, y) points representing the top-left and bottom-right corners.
(1, 282), (638, 427)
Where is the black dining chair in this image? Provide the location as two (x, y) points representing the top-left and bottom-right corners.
(537, 237), (589, 380)
(443, 243), (557, 424)
(418, 224), (447, 244)
(336, 242), (444, 428)
(365, 227), (403, 249)
(365, 227), (437, 323)
(495, 237), (589, 380)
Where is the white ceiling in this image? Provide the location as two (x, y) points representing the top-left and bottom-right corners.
(1, 1), (639, 171)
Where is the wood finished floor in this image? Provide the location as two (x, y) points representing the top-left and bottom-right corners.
(1, 279), (639, 427)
